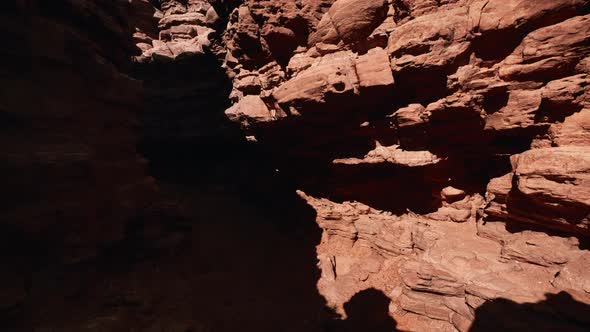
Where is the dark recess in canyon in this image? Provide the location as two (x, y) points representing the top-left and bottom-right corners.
(2, 0), (590, 331)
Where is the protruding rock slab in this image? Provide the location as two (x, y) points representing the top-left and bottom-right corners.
(309, 0), (389, 47)
(334, 144), (441, 167)
(486, 146), (590, 235)
(271, 47), (394, 113)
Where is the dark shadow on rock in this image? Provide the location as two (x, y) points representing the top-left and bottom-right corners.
(0, 3), (343, 332)
(326, 288), (398, 332)
(469, 291), (590, 332)
(6, 51), (340, 331)
(67, 52), (340, 332)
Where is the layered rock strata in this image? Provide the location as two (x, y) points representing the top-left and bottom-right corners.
(218, 0), (590, 330)
(4, 0), (590, 331)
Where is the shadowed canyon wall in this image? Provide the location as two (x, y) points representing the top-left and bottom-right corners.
(2, 0), (590, 331)
(1, 0), (156, 308)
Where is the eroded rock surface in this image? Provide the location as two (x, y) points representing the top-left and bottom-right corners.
(5, 0), (590, 331)
(215, 0), (590, 330)
(302, 192), (590, 331)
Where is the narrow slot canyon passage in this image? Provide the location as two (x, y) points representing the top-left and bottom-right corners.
(121, 47), (340, 331)
(3, 1), (590, 332)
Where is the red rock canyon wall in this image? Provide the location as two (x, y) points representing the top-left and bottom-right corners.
(2, 0), (590, 331)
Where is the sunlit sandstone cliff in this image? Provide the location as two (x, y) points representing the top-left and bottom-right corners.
(2, 0), (590, 331)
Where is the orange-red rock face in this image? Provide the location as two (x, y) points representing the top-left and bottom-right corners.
(4, 0), (590, 331)
(217, 0), (590, 330)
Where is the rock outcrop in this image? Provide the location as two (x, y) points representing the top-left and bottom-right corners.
(130, 0), (236, 177)
(308, 0), (389, 48)
(486, 146), (590, 235)
(4, 0), (590, 331)
(302, 192), (590, 331)
(216, 0), (590, 330)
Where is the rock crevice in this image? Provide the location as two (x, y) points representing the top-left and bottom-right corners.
(4, 0), (590, 331)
